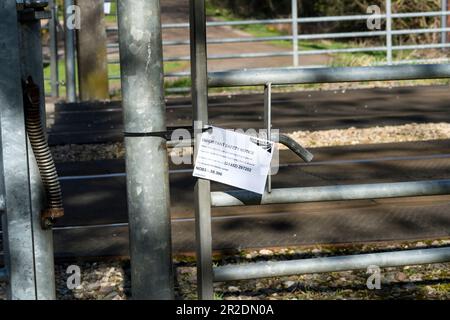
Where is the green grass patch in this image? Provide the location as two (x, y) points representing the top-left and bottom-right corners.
(44, 60), (189, 98)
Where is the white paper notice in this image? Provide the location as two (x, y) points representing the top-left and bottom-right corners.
(193, 127), (275, 194)
(104, 3), (111, 14)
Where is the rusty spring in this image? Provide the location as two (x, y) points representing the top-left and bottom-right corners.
(23, 76), (64, 229)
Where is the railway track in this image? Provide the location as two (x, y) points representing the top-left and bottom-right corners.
(3, 85), (450, 260)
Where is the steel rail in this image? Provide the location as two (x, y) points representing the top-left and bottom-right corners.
(211, 179), (450, 207)
(208, 63), (450, 87)
(214, 246), (450, 282)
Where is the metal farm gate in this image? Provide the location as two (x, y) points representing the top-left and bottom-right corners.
(188, 0), (450, 300)
(2, 0), (450, 300)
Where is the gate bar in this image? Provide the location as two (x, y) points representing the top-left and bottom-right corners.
(1, 0), (39, 299)
(211, 179), (450, 207)
(19, 7), (57, 300)
(190, 0), (214, 300)
(214, 247), (450, 282)
(63, 0), (77, 102)
(117, 0), (173, 299)
(48, 0), (59, 97)
(208, 64), (450, 87)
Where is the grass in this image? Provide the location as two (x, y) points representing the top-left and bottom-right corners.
(44, 60), (189, 98)
(49, 1), (450, 98)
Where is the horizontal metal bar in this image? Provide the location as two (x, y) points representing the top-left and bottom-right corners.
(393, 11), (450, 19)
(208, 63), (450, 87)
(297, 27), (450, 40)
(0, 268), (7, 282)
(392, 58), (450, 64)
(211, 179), (450, 207)
(104, 11), (450, 32)
(393, 43), (450, 50)
(110, 58), (450, 82)
(214, 247), (450, 282)
(111, 26), (450, 48)
(123, 10), (450, 31)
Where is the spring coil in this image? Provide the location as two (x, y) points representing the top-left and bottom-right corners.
(23, 76), (64, 229)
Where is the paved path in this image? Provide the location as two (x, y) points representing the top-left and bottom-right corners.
(2, 140), (449, 259)
(104, 0), (330, 76)
(48, 85), (450, 145)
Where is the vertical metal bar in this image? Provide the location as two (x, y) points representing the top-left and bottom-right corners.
(18, 14), (57, 300)
(385, 0), (392, 65)
(442, 0), (448, 45)
(64, 0), (77, 102)
(117, 0), (174, 300)
(190, 0), (214, 300)
(49, 0), (59, 97)
(264, 83), (272, 193)
(291, 0), (299, 67)
(0, 0), (37, 300)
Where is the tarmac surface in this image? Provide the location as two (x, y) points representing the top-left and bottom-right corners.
(3, 85), (450, 260)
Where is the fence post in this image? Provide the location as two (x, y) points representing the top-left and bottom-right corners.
(0, 0), (53, 299)
(291, 0), (299, 67)
(63, 0), (77, 102)
(442, 0), (447, 45)
(117, 0), (174, 300)
(190, 0), (214, 300)
(385, 0), (392, 65)
(49, 0), (59, 97)
(18, 12), (57, 299)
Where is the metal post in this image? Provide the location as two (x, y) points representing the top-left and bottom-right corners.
(49, 0), (59, 97)
(117, 0), (174, 300)
(18, 7), (57, 299)
(190, 0), (214, 300)
(211, 179), (450, 207)
(0, 0), (38, 300)
(385, 0), (393, 65)
(264, 83), (272, 193)
(214, 247), (450, 282)
(291, 0), (299, 67)
(63, 0), (77, 102)
(442, 0), (447, 45)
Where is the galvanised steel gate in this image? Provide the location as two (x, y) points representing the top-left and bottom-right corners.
(189, 0), (450, 300)
(0, 0), (56, 300)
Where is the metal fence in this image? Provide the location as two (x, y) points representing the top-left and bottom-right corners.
(188, 0), (450, 300)
(44, 0), (450, 99)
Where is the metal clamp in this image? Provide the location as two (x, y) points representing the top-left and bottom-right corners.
(124, 126), (212, 140)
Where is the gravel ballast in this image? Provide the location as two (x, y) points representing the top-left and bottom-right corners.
(51, 123), (450, 162)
